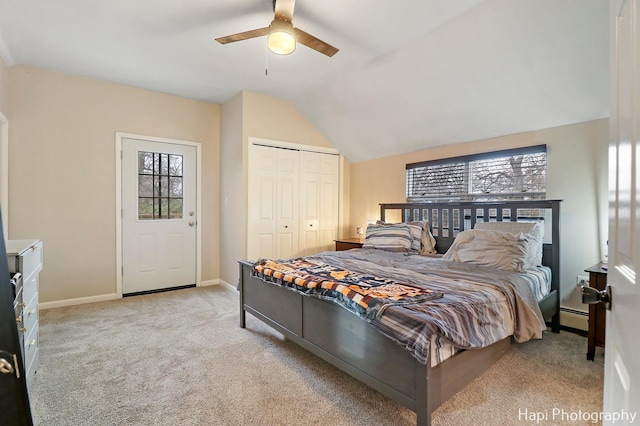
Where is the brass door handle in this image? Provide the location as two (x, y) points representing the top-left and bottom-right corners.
(0, 357), (14, 375)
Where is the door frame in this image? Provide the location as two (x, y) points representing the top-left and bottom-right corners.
(115, 132), (202, 298)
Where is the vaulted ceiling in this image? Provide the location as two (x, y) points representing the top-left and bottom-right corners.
(0, 0), (608, 162)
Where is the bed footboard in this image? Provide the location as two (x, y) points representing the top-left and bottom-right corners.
(238, 260), (513, 426)
(239, 260), (422, 409)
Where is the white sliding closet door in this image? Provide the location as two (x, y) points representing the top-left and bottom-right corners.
(299, 151), (339, 256)
(248, 143), (339, 261)
(247, 145), (299, 261)
(276, 148), (299, 259)
(299, 151), (320, 255)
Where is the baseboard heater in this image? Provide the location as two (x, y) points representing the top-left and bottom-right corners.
(559, 306), (588, 333)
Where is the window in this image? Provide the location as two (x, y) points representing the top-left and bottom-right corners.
(138, 151), (184, 220)
(406, 145), (546, 202)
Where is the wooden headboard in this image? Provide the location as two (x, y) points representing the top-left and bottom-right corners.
(379, 200), (562, 327)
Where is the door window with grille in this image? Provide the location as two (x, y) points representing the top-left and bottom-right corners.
(138, 151), (183, 220)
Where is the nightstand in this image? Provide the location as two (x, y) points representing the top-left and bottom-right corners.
(584, 263), (607, 361)
(334, 238), (364, 251)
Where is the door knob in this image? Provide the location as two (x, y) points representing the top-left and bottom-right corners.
(581, 284), (612, 310)
(0, 351), (20, 378)
(189, 221), (195, 227)
(0, 357), (14, 374)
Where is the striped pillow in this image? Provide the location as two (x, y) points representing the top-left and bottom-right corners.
(363, 223), (413, 252)
(376, 220), (423, 253)
(405, 221), (423, 253)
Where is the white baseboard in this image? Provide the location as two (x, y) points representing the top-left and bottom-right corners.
(200, 279), (220, 287)
(39, 279), (233, 310)
(200, 279), (237, 292)
(218, 279), (237, 292)
(40, 293), (119, 310)
(560, 307), (588, 331)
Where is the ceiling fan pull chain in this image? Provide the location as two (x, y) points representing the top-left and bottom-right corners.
(265, 39), (269, 76)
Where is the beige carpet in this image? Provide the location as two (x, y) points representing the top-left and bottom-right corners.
(29, 285), (604, 425)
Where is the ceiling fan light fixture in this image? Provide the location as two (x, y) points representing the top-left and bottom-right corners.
(268, 19), (296, 55)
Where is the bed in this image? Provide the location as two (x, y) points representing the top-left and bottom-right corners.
(238, 200), (561, 426)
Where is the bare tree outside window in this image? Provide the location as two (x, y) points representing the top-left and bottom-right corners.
(406, 146), (546, 202)
(138, 151), (184, 220)
(470, 152), (546, 195)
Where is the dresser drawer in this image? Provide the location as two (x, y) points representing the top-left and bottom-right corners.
(18, 242), (43, 282)
(24, 324), (39, 388)
(22, 273), (39, 309)
(23, 292), (39, 340)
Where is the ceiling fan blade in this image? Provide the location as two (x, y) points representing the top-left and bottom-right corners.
(274, 0), (296, 22)
(215, 27), (270, 44)
(293, 28), (339, 57)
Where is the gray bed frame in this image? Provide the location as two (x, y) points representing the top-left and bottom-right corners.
(238, 200), (561, 426)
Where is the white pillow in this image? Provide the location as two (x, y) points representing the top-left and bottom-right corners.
(474, 221), (544, 266)
(419, 220), (437, 255)
(442, 229), (536, 272)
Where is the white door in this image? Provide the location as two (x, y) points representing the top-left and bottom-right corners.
(318, 153), (339, 252)
(276, 148), (299, 259)
(299, 151), (339, 256)
(121, 138), (197, 294)
(604, 0), (640, 422)
(247, 145), (277, 261)
(299, 151), (320, 256)
(247, 145), (299, 261)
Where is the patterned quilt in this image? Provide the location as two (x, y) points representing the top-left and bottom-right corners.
(253, 258), (443, 320)
(250, 250), (547, 365)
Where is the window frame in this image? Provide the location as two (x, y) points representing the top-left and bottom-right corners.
(406, 145), (547, 202)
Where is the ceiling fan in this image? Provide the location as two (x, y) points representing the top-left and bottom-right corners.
(215, 0), (339, 57)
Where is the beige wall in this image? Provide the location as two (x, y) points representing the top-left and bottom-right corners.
(0, 57), (8, 234)
(220, 92), (244, 288)
(0, 56), (8, 114)
(219, 91), (349, 286)
(349, 119), (610, 314)
(242, 91), (335, 149)
(8, 65), (220, 304)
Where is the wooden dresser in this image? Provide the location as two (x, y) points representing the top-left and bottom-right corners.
(334, 238), (364, 251)
(7, 239), (43, 388)
(584, 262), (607, 361)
